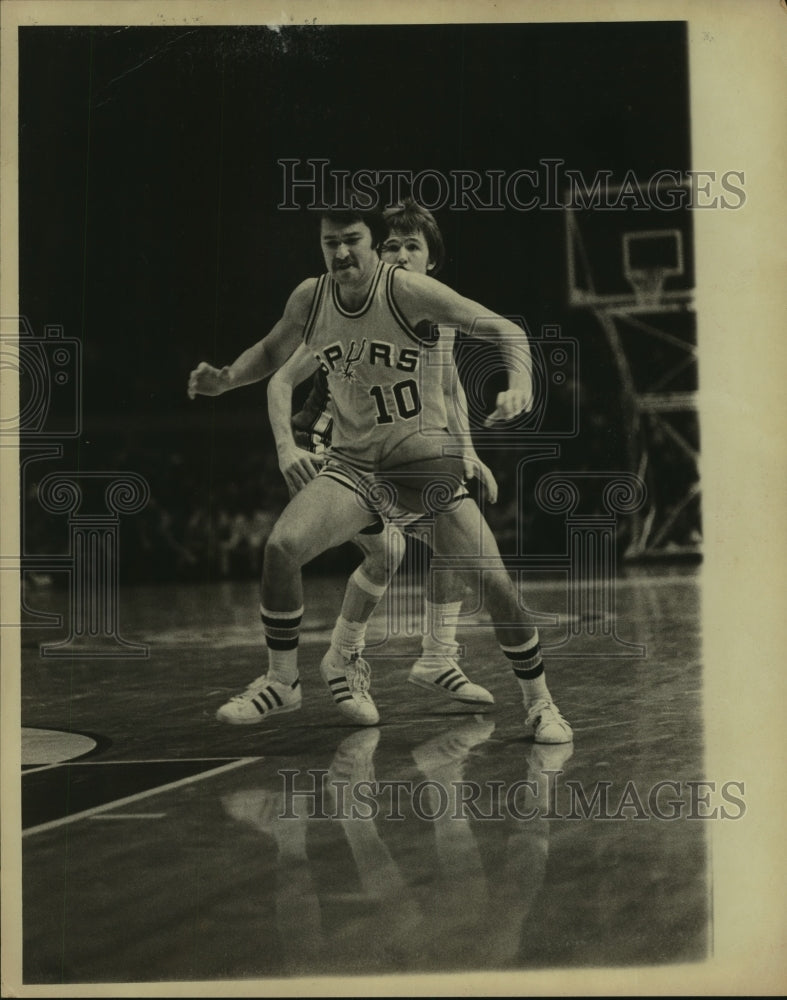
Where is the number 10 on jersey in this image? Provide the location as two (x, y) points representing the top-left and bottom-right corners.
(369, 379), (422, 425)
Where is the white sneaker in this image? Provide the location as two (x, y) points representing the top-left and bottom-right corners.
(216, 674), (302, 725)
(407, 657), (495, 705)
(320, 649), (380, 726)
(524, 698), (573, 745)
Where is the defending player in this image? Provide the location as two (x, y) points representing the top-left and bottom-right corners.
(188, 201), (572, 744)
(267, 201), (496, 709)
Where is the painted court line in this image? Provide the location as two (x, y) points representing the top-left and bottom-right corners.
(22, 755), (266, 775)
(90, 813), (167, 820)
(23, 757), (260, 838)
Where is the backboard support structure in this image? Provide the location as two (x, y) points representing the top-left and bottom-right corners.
(564, 179), (700, 560)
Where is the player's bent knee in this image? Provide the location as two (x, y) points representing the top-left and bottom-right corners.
(356, 529), (405, 583)
(264, 527), (310, 569)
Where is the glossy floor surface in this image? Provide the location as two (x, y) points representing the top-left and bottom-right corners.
(15, 564), (708, 987)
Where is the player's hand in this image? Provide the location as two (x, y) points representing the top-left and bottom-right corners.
(277, 445), (325, 495)
(484, 387), (533, 426)
(188, 362), (231, 399)
(463, 453), (498, 503)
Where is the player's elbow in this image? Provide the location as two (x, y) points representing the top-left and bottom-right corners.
(268, 371), (294, 408)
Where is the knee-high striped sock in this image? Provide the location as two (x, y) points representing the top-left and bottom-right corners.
(261, 605), (303, 684)
(500, 632), (551, 707)
(331, 568), (389, 658)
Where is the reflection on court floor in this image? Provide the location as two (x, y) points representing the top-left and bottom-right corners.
(18, 567), (708, 984)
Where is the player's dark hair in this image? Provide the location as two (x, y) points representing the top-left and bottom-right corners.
(316, 177), (387, 249)
(382, 199), (446, 274)
(318, 206), (388, 250)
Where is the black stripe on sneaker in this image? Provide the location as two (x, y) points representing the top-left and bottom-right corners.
(267, 686), (284, 708)
(435, 668), (469, 691)
(327, 678), (353, 704)
(253, 695), (270, 713)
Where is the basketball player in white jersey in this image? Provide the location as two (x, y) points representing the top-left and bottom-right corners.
(188, 202), (572, 744)
(268, 200), (496, 710)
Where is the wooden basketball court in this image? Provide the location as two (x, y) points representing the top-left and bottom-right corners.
(14, 564), (709, 987)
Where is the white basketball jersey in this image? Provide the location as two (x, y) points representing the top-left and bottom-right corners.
(303, 261), (452, 466)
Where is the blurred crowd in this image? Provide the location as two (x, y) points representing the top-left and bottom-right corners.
(21, 404), (701, 589)
(117, 448), (292, 584)
(20, 319), (702, 588)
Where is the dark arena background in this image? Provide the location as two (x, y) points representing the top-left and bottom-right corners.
(7, 14), (729, 993)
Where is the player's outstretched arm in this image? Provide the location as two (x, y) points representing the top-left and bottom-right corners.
(187, 278), (318, 400)
(267, 343), (324, 495)
(393, 269), (534, 423)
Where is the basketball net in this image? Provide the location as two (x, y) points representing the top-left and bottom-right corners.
(627, 268), (666, 308)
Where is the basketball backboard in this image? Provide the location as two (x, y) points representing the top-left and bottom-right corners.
(565, 177), (694, 313)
